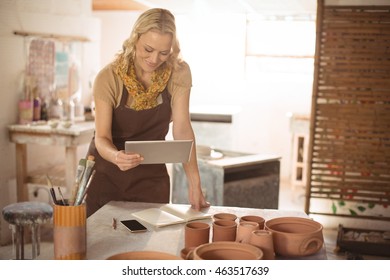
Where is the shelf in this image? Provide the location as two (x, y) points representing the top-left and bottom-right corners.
(14, 30), (90, 42)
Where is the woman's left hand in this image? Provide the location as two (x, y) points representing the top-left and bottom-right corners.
(188, 186), (210, 211)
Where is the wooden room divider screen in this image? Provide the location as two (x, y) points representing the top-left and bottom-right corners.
(305, 0), (390, 221)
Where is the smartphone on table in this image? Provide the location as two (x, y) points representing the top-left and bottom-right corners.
(120, 219), (148, 233)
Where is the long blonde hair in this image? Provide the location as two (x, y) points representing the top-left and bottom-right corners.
(114, 8), (181, 74)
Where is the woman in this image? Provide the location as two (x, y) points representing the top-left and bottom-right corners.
(86, 8), (210, 217)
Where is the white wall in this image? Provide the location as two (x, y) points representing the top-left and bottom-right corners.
(0, 0), (100, 245)
(92, 10), (314, 184)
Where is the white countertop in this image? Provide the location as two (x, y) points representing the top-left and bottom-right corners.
(86, 201), (327, 260)
(204, 154), (281, 168)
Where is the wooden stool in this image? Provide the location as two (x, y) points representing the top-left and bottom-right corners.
(2, 202), (53, 259)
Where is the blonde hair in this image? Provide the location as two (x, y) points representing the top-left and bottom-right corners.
(114, 8), (181, 73)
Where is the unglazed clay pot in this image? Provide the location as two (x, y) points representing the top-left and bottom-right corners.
(249, 230), (275, 260)
(264, 217), (324, 257)
(212, 219), (237, 242)
(185, 221), (210, 248)
(192, 241), (263, 260)
(213, 212), (237, 221)
(239, 215), (265, 229)
(107, 251), (181, 260)
(236, 221), (260, 243)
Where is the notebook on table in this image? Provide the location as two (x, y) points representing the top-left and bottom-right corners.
(125, 140), (193, 164)
(132, 203), (212, 227)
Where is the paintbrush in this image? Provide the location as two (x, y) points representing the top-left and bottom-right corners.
(69, 158), (86, 206)
(49, 187), (58, 205)
(57, 186), (66, 205)
(46, 175), (58, 204)
(77, 169), (96, 205)
(75, 155), (95, 205)
(46, 174), (54, 188)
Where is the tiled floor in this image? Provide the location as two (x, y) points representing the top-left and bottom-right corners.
(0, 180), (388, 260)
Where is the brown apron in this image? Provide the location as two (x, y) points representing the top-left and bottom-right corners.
(86, 86), (171, 217)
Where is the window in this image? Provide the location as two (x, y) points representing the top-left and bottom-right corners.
(245, 14), (316, 82)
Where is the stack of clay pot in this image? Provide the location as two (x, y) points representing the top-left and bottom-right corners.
(183, 213), (268, 260)
(183, 213), (324, 260)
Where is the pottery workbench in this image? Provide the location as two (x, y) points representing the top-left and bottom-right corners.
(8, 121), (95, 201)
(86, 201), (327, 260)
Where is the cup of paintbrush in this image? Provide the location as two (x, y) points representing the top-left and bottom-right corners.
(53, 202), (86, 259)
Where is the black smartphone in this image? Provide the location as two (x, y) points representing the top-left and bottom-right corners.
(120, 219), (148, 233)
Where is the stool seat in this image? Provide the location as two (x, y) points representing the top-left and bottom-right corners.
(2, 202), (53, 225)
(2, 201), (53, 260)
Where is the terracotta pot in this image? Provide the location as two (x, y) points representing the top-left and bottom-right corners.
(236, 221), (260, 243)
(180, 246), (195, 259)
(249, 230), (275, 260)
(239, 215), (265, 229)
(213, 212), (237, 221)
(185, 221), (210, 248)
(53, 204), (86, 260)
(192, 241), (263, 260)
(212, 219), (237, 242)
(107, 251), (181, 260)
(264, 217), (324, 257)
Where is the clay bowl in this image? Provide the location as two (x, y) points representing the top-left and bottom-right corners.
(264, 217), (324, 257)
(107, 251), (181, 260)
(191, 241), (263, 260)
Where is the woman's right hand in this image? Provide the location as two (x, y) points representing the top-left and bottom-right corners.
(114, 150), (144, 171)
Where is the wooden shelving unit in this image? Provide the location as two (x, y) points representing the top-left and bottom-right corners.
(305, 1), (390, 221)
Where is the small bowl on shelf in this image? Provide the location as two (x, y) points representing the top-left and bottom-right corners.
(48, 119), (59, 129)
(61, 120), (72, 129)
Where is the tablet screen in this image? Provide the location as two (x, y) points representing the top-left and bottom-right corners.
(125, 140), (193, 164)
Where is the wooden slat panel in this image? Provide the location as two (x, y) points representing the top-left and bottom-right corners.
(305, 1), (390, 221)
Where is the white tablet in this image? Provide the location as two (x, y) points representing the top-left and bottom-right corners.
(125, 140), (193, 164)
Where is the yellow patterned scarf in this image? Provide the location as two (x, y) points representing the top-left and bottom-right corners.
(116, 58), (172, 111)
